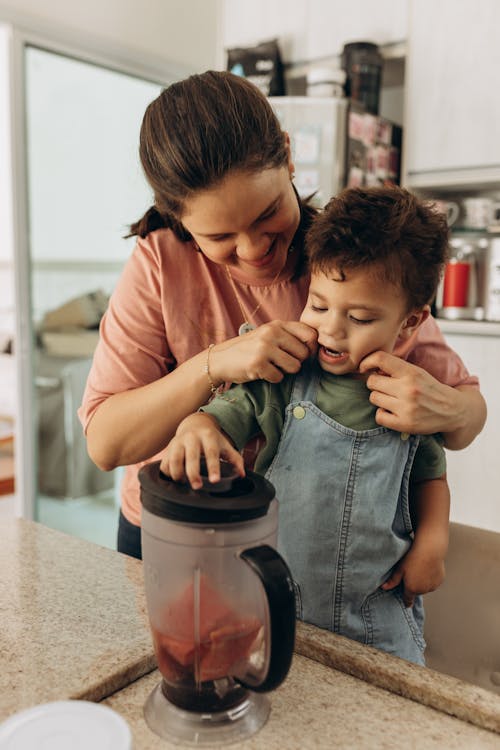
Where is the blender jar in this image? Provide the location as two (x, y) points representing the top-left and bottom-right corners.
(139, 460), (295, 745)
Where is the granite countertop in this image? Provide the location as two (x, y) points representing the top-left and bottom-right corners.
(2, 517), (500, 747)
(0, 518), (156, 721)
(104, 659), (500, 750)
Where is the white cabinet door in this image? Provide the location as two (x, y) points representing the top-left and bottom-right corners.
(405, 0), (500, 185)
(439, 329), (500, 533)
(305, 0), (408, 60)
(222, 0), (408, 61)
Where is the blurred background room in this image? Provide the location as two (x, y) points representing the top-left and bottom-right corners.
(1, 0), (499, 697)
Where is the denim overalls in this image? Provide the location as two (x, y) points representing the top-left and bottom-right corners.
(266, 359), (426, 665)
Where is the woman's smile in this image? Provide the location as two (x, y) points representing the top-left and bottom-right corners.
(180, 166), (300, 280)
(240, 238), (277, 268)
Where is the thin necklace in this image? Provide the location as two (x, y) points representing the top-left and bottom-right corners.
(225, 264), (283, 336)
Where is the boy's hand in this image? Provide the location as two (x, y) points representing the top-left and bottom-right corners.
(381, 540), (446, 608)
(160, 413), (245, 490)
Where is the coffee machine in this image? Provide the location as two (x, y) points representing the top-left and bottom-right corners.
(139, 461), (296, 746)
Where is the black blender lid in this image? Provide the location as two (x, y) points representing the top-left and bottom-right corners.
(139, 460), (275, 524)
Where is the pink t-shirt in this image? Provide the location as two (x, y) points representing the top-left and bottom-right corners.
(79, 228), (478, 526)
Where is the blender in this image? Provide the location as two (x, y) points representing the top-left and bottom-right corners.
(139, 460), (296, 746)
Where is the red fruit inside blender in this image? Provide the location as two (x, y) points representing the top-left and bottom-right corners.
(151, 574), (263, 683)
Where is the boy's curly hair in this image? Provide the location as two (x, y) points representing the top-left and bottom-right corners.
(305, 186), (450, 310)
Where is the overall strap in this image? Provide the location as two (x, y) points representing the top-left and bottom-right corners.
(289, 358), (321, 404)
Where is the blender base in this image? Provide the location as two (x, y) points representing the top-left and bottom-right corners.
(144, 681), (270, 746)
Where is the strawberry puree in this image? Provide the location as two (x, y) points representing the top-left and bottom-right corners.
(151, 575), (262, 683)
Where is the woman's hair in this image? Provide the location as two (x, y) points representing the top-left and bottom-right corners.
(129, 70), (289, 239)
(305, 186), (450, 310)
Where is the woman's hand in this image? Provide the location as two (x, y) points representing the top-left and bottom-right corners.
(160, 412), (244, 490)
(209, 320), (317, 386)
(358, 350), (486, 448)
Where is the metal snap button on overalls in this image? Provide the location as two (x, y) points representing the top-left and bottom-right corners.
(293, 405), (306, 420)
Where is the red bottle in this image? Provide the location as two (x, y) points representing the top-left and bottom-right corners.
(443, 260), (470, 307)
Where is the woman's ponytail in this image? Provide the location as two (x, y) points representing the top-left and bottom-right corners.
(127, 206), (167, 238)
(126, 205), (193, 242)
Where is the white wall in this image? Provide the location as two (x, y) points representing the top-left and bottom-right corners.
(25, 47), (163, 321)
(0, 0), (221, 72)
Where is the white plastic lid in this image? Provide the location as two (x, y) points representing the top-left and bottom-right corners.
(0, 701), (133, 750)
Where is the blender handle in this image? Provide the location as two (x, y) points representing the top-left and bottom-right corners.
(239, 544), (296, 692)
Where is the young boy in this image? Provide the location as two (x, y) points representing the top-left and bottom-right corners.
(161, 186), (450, 665)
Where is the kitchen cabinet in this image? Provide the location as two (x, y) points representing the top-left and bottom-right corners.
(437, 321), (500, 532)
(404, 0), (500, 188)
(305, 0), (407, 61)
(222, 0), (408, 64)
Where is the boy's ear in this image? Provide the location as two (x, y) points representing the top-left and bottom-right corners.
(399, 305), (430, 340)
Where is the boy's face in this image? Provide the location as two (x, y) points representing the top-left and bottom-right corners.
(300, 265), (425, 375)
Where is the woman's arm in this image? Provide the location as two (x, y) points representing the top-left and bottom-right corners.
(359, 351), (487, 449)
(440, 384), (487, 450)
(86, 347), (217, 470)
(86, 320), (316, 471)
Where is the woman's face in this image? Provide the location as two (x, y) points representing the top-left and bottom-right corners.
(180, 164), (300, 280)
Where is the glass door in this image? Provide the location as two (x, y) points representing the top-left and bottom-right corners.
(24, 45), (163, 548)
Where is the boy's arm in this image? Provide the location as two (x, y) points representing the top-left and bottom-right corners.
(382, 474), (450, 607)
(159, 379), (269, 489)
(408, 473), (450, 567)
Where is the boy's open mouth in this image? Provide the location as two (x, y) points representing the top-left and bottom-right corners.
(322, 346), (346, 358)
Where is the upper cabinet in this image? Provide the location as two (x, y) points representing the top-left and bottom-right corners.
(404, 0), (500, 189)
(302, 0), (408, 60)
(222, 0), (408, 62)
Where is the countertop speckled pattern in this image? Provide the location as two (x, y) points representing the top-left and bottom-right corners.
(0, 518), (156, 721)
(295, 622), (500, 735)
(104, 661), (500, 749)
(2, 518), (500, 748)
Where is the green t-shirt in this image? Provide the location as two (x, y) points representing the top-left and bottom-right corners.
(202, 370), (446, 482)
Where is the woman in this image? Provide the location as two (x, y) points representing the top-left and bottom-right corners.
(78, 71), (486, 560)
